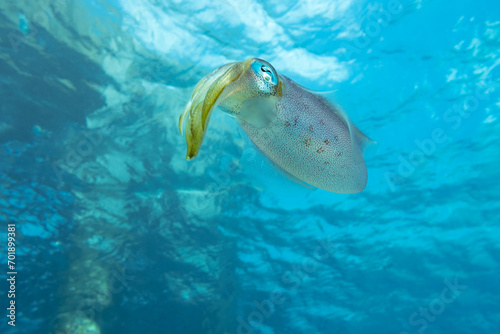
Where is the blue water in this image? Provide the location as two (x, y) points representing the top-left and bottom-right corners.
(0, 0), (499, 333)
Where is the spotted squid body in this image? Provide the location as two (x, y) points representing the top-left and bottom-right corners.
(178, 58), (374, 194)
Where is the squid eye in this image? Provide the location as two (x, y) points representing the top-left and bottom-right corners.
(250, 59), (278, 87)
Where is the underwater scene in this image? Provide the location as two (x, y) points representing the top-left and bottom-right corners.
(1, 0), (499, 333)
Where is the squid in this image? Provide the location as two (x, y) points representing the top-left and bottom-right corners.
(178, 58), (374, 194)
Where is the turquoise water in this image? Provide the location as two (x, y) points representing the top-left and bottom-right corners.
(0, 0), (499, 333)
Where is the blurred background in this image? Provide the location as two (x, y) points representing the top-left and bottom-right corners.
(0, 0), (499, 333)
